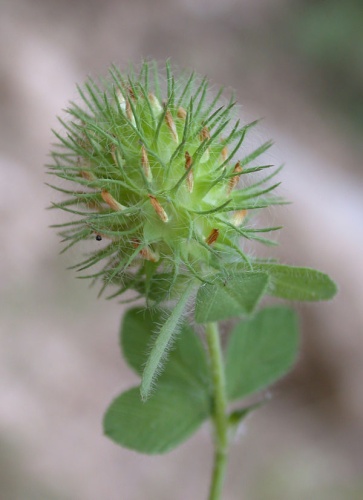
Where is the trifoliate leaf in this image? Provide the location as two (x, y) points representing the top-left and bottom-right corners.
(105, 306), (212, 453)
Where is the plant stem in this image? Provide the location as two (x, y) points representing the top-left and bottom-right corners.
(205, 322), (229, 500)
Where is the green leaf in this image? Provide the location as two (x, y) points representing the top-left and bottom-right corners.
(225, 307), (299, 401)
(121, 307), (210, 390)
(108, 307), (212, 454)
(194, 271), (269, 323)
(140, 281), (196, 401)
(104, 383), (210, 454)
(254, 263), (337, 301)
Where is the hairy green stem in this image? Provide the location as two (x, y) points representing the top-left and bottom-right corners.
(206, 322), (229, 500)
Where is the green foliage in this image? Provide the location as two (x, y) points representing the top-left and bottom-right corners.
(105, 304), (303, 453)
(252, 263), (337, 301)
(195, 271), (269, 323)
(104, 307), (211, 453)
(225, 307), (299, 401)
(121, 307), (210, 388)
(104, 384), (210, 454)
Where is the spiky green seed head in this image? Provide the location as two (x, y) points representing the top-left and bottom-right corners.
(48, 61), (283, 302)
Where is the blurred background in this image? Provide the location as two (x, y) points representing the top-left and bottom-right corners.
(1, 0), (363, 498)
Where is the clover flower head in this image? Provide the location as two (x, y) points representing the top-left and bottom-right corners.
(48, 61), (283, 302)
